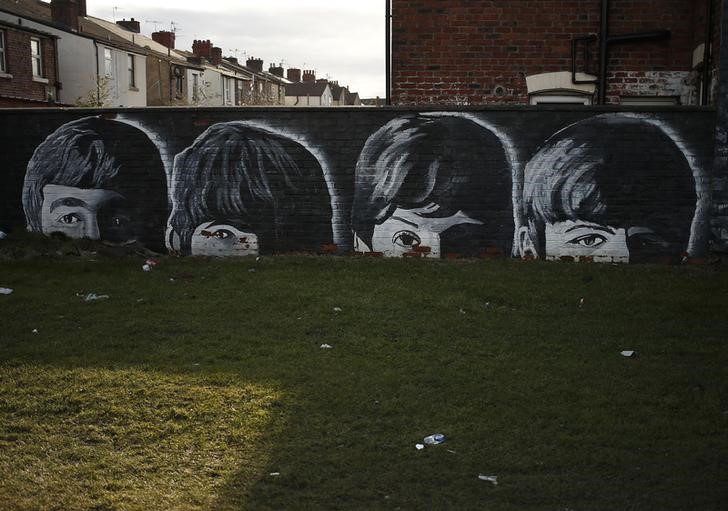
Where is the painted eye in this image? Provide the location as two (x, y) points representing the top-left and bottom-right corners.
(568, 234), (607, 247)
(212, 229), (233, 240)
(57, 213), (82, 224)
(392, 230), (421, 249)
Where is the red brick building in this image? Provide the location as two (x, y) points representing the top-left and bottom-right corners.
(390, 0), (722, 106)
(0, 20), (59, 107)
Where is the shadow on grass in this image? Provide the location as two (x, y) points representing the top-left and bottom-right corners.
(1, 255), (727, 510)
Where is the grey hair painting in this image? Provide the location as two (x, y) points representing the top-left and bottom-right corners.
(518, 114), (699, 264)
(351, 114), (514, 258)
(167, 122), (333, 256)
(22, 116), (168, 252)
(6, 109), (715, 263)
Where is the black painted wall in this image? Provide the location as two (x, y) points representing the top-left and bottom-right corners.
(0, 107), (719, 263)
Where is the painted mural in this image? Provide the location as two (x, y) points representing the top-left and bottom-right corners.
(167, 122), (333, 256)
(351, 113), (514, 258)
(1, 109), (717, 263)
(518, 114), (705, 264)
(22, 117), (168, 252)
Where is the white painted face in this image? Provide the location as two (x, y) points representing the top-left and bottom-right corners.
(544, 220), (664, 263)
(40, 184), (133, 243)
(190, 221), (259, 257)
(361, 203), (483, 258)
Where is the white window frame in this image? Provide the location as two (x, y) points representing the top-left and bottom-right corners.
(30, 37), (42, 77)
(103, 47), (113, 77)
(223, 76), (233, 105)
(529, 93), (592, 105)
(192, 73), (199, 101)
(127, 54), (135, 88)
(0, 31), (6, 73)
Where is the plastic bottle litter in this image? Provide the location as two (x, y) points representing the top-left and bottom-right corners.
(478, 474), (498, 485)
(83, 293), (109, 301)
(0, 287), (13, 295)
(423, 433), (445, 445)
(621, 350), (635, 357)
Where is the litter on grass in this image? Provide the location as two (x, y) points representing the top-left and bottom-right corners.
(423, 433), (445, 445)
(82, 293), (109, 301)
(32, 329), (38, 334)
(269, 472), (280, 477)
(0, 231), (6, 239)
(142, 264), (152, 272)
(621, 350), (636, 357)
(415, 444), (425, 450)
(320, 343), (333, 349)
(333, 307), (342, 312)
(0, 287), (13, 295)
(478, 474), (498, 485)
(248, 268), (256, 273)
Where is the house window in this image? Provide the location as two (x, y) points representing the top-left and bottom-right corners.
(0, 31), (6, 73)
(192, 73), (199, 101)
(175, 75), (183, 97)
(104, 48), (113, 77)
(30, 37), (42, 77)
(224, 76), (232, 104)
(529, 93), (592, 105)
(127, 54), (135, 88)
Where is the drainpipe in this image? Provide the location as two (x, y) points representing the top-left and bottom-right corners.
(702, 0), (715, 105)
(385, 0), (391, 105)
(598, 0), (610, 104)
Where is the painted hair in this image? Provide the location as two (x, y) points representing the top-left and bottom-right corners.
(522, 114), (696, 258)
(22, 116), (167, 251)
(351, 114), (513, 255)
(169, 122), (333, 254)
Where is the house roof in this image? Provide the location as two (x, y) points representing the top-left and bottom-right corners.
(286, 81), (330, 97)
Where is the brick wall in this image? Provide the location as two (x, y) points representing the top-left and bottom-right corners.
(0, 106), (719, 263)
(391, 0), (719, 105)
(0, 25), (57, 105)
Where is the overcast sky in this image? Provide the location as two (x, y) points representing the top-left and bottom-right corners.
(86, 0), (386, 98)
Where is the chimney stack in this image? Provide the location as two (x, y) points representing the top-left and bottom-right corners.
(269, 65), (284, 78)
(302, 69), (316, 82)
(117, 18), (140, 33)
(152, 30), (175, 49)
(287, 68), (301, 82)
(225, 57), (239, 65)
(210, 47), (223, 66)
(246, 58), (264, 73)
(192, 40), (212, 59)
(51, 0), (82, 31)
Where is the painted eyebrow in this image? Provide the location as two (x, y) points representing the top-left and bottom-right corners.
(49, 197), (90, 211)
(390, 215), (419, 229)
(564, 224), (615, 235)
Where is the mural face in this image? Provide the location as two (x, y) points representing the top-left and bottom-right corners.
(190, 221), (259, 257)
(351, 114), (514, 258)
(519, 114), (698, 263)
(22, 116), (168, 251)
(8, 110), (711, 263)
(167, 122), (333, 256)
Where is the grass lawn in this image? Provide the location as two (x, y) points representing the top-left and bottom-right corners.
(0, 241), (727, 510)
